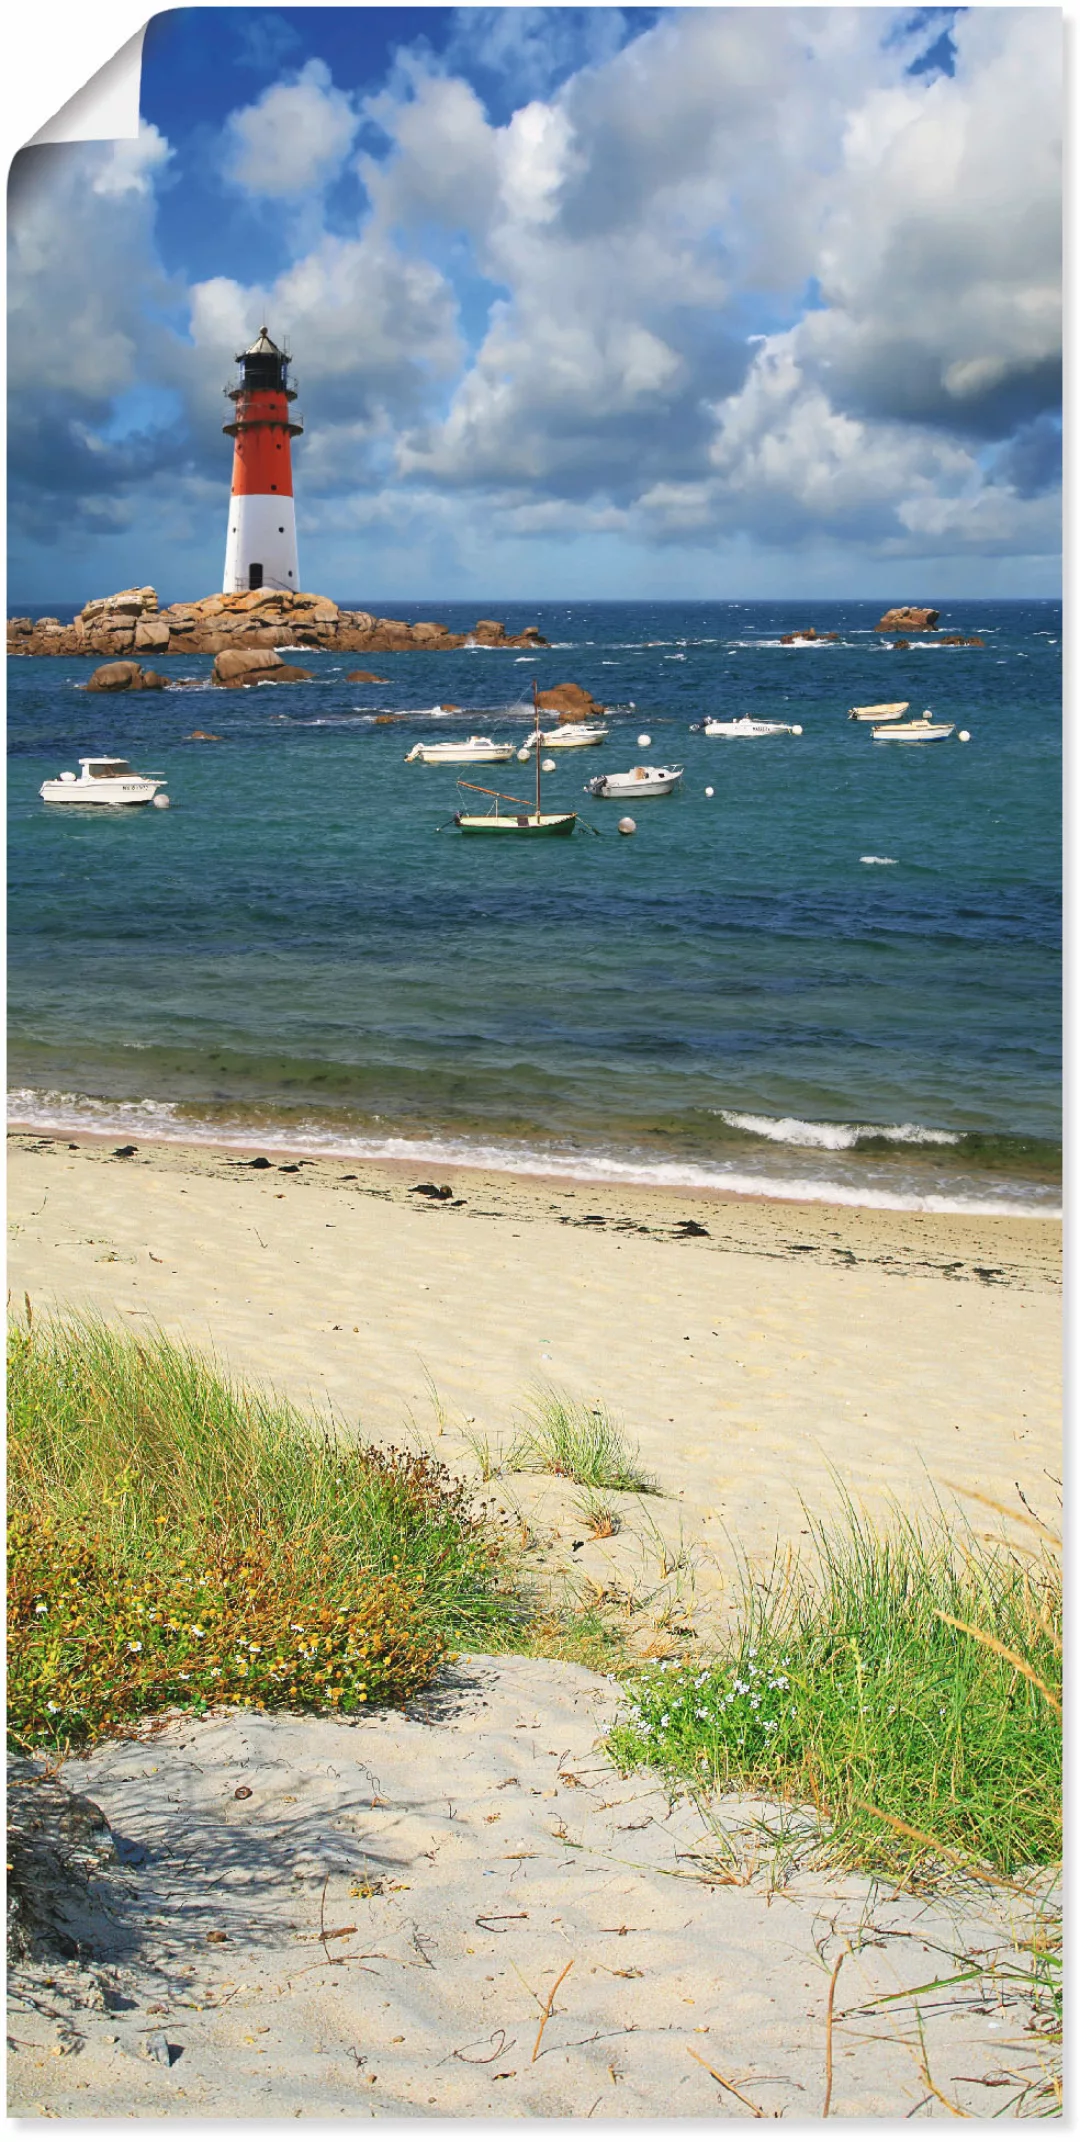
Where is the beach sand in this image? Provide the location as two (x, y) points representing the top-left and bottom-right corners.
(7, 1132), (1060, 2118)
(7, 1131), (1061, 1618)
(6, 1655), (1058, 2120)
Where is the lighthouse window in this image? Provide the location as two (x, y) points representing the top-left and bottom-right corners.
(249, 563), (264, 589)
(270, 483), (278, 492)
(278, 526), (285, 534)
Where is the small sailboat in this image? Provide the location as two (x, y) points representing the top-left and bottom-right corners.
(406, 736), (516, 764)
(871, 710), (956, 744)
(454, 684), (577, 835)
(696, 716), (803, 739)
(848, 701), (910, 722)
(39, 756), (167, 806)
(586, 764), (683, 798)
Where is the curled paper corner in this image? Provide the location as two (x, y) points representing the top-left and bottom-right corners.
(27, 23), (146, 147)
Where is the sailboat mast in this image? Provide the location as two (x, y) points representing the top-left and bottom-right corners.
(533, 677), (541, 819)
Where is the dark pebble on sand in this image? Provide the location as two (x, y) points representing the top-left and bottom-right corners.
(113, 1145), (138, 1158)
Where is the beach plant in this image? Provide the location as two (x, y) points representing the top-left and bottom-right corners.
(7, 1316), (520, 1751)
(507, 1390), (656, 1493)
(609, 1496), (1061, 1881)
(573, 1488), (621, 1539)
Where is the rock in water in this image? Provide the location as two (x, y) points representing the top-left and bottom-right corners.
(874, 606), (940, 633)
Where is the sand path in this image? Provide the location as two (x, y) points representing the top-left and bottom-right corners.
(7, 1655), (1055, 2120)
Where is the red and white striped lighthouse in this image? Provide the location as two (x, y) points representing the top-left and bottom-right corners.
(222, 326), (303, 594)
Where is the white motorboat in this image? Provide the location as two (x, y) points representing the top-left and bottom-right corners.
(849, 701), (909, 722)
(531, 723), (609, 748)
(871, 711), (956, 744)
(39, 757), (167, 806)
(697, 716), (803, 739)
(585, 764), (683, 798)
(405, 736), (516, 765)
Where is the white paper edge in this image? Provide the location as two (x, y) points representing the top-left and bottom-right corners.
(27, 23), (146, 146)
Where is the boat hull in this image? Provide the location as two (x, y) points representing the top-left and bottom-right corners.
(588, 770), (682, 798)
(456, 811), (577, 835)
(702, 721), (798, 739)
(39, 780), (161, 805)
(407, 745), (516, 764)
(536, 727), (608, 748)
(871, 724), (955, 744)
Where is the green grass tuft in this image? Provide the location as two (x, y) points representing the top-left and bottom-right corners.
(609, 1497), (1061, 1879)
(8, 1316), (520, 1750)
(507, 1389), (655, 1492)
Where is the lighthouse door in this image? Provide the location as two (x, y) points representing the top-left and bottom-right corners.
(248, 562), (264, 589)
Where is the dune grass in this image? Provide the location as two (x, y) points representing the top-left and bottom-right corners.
(609, 1497), (1061, 1880)
(8, 1316), (519, 1751)
(507, 1390), (655, 1492)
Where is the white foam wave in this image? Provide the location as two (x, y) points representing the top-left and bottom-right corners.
(860, 855), (898, 866)
(718, 1109), (960, 1152)
(8, 1089), (1057, 1218)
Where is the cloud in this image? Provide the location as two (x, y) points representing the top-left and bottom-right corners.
(7, 9), (1062, 597)
(222, 58), (359, 199)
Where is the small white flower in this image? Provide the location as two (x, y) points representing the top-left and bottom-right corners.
(190, 1625), (206, 1637)
(750, 1695), (760, 1709)
(178, 1673), (190, 1682)
(290, 1623), (304, 1632)
(34, 1603), (48, 1616)
(47, 1701), (60, 1713)
(660, 1714), (671, 1728)
(248, 1644), (261, 1654)
(695, 1707), (709, 1721)
(127, 1640), (143, 1654)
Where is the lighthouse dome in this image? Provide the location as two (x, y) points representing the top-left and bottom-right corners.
(232, 325), (293, 396)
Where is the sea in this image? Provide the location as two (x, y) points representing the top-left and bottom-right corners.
(7, 599), (1061, 1216)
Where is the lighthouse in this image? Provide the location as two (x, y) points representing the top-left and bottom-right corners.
(222, 326), (303, 594)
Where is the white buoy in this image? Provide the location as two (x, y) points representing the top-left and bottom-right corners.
(704, 785), (714, 798)
(958, 729), (971, 742)
(792, 724), (803, 736)
(637, 732), (651, 748)
(617, 816), (637, 836)
(152, 793), (171, 809)
(517, 747), (531, 762)
(542, 757), (556, 773)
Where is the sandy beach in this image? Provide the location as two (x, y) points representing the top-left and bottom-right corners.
(7, 1131), (1061, 2118)
(8, 1130), (1061, 1619)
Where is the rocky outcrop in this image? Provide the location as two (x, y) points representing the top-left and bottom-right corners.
(9, 587), (549, 659)
(212, 649), (314, 687)
(939, 635), (985, 647)
(347, 670), (389, 683)
(779, 627), (839, 643)
(874, 606), (940, 634)
(535, 682), (607, 722)
(82, 662), (169, 693)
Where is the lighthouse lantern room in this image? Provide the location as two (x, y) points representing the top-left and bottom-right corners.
(222, 327), (303, 594)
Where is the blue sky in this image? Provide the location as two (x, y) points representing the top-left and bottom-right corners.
(8, 6), (1062, 603)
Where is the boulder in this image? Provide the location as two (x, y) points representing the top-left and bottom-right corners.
(187, 730), (222, 741)
(212, 648), (282, 686)
(780, 627), (839, 643)
(140, 670), (169, 690)
(83, 661), (162, 693)
(891, 639), (911, 650)
(874, 606), (939, 633)
(134, 618), (170, 651)
(347, 670), (389, 682)
(213, 648), (312, 686)
(535, 681), (606, 721)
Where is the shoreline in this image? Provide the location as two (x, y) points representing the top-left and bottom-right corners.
(7, 1103), (1061, 1221)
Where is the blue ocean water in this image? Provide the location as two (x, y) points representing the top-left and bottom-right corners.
(7, 600), (1061, 1212)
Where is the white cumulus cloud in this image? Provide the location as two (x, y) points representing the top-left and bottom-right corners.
(223, 58), (359, 199)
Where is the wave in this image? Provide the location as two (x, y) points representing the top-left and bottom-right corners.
(860, 855), (898, 866)
(8, 1088), (1059, 1218)
(716, 1109), (960, 1153)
